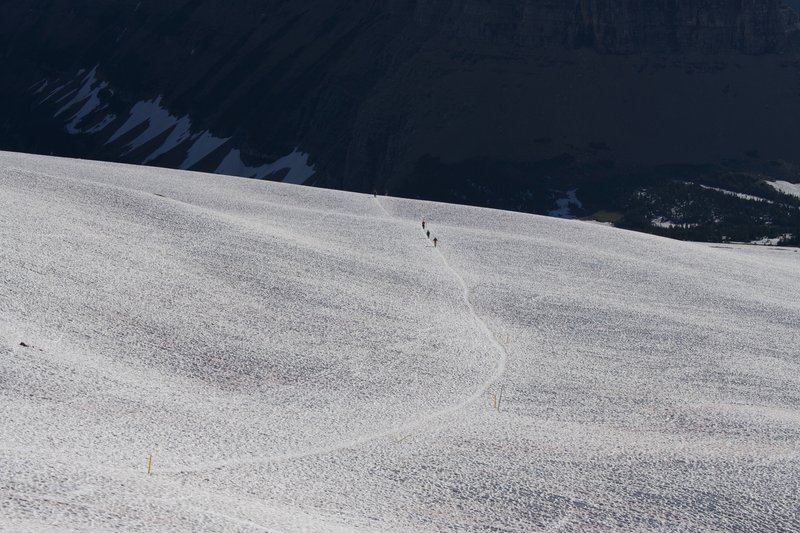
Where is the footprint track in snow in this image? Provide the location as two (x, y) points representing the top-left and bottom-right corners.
(165, 197), (508, 474)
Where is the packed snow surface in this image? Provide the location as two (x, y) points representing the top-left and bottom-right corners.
(1, 151), (799, 532)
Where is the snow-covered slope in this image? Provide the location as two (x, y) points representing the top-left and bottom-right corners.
(1, 151), (799, 532)
(769, 180), (800, 199)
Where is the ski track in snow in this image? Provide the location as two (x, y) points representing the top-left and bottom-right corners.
(167, 197), (509, 473)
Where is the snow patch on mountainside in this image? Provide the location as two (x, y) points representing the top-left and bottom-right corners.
(651, 217), (700, 229)
(181, 131), (230, 170)
(102, 96), (226, 168)
(54, 67), (107, 132)
(30, 66), (315, 182)
(42, 67), (116, 136)
(698, 184), (772, 203)
(216, 148), (315, 184)
(750, 233), (794, 245)
(85, 114), (117, 134)
(143, 116), (192, 163)
(106, 97), (185, 155)
(548, 189), (582, 218)
(32, 80), (48, 95)
(651, 217), (674, 228)
(768, 180), (800, 199)
(39, 71), (86, 106)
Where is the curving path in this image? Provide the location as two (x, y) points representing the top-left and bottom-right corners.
(166, 196), (508, 474)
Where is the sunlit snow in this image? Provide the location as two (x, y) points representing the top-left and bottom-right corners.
(768, 180), (800, 199)
(651, 217), (700, 229)
(698, 184), (771, 203)
(2, 151), (799, 531)
(750, 234), (793, 245)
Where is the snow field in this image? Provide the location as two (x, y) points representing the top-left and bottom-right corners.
(1, 151), (799, 531)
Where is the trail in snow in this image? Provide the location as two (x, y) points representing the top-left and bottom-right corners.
(376, 196), (510, 388)
(167, 197), (508, 474)
(5, 154), (800, 531)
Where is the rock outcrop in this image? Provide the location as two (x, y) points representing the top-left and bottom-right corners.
(412, 0), (799, 53)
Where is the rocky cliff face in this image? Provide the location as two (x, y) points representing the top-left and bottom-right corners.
(412, 0), (798, 53)
(1, 1), (800, 212)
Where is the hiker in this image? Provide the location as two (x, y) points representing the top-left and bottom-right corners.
(433, 237), (438, 248)
(426, 230), (430, 239)
(422, 220), (426, 230)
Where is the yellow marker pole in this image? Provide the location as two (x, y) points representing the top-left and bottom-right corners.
(497, 385), (505, 412)
(147, 454), (152, 475)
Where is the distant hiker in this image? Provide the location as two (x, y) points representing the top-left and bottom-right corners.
(422, 220), (426, 230)
(433, 237), (438, 248)
(426, 230), (431, 239)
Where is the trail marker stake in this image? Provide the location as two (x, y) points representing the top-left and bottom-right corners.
(497, 385), (505, 412)
(147, 454), (153, 475)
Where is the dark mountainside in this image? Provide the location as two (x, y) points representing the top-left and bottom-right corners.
(2, 0), (800, 243)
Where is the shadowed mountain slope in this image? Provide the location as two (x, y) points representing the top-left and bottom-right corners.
(2, 1), (800, 234)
